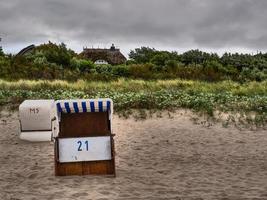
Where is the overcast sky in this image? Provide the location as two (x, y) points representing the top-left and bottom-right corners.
(1, 0), (267, 56)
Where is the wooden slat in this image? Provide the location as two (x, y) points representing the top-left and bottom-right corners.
(59, 112), (110, 137)
(55, 160), (115, 176)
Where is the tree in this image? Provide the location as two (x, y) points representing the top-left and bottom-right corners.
(0, 47), (4, 57)
(165, 60), (179, 71)
(70, 57), (94, 72)
(151, 52), (170, 66)
(34, 42), (76, 67)
(0, 37), (3, 56)
(181, 49), (218, 65)
(129, 47), (156, 63)
(220, 53), (253, 71)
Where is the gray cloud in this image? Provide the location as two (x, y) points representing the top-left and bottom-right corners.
(1, 0), (267, 55)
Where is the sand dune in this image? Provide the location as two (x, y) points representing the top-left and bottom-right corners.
(0, 110), (267, 200)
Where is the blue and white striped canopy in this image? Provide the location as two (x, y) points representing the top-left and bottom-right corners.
(55, 99), (113, 114)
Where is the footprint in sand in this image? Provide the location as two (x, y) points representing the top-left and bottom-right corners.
(71, 192), (89, 198)
(99, 191), (111, 195)
(28, 173), (38, 179)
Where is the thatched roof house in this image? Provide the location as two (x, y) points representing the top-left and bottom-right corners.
(80, 44), (127, 65)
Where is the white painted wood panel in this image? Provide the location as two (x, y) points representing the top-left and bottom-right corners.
(19, 100), (55, 131)
(58, 136), (111, 163)
(20, 131), (52, 142)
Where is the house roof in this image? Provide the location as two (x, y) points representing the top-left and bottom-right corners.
(80, 44), (127, 65)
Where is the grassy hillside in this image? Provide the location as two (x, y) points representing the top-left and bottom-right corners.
(0, 79), (266, 126)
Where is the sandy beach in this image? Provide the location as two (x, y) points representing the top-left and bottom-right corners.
(1, 110), (267, 200)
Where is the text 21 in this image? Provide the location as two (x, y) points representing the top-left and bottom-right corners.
(77, 141), (89, 151)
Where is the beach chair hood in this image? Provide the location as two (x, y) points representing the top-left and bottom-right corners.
(52, 98), (113, 138)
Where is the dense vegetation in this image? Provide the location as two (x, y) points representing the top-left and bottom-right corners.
(0, 42), (267, 82)
(0, 79), (266, 126)
(0, 79), (267, 125)
(0, 42), (266, 125)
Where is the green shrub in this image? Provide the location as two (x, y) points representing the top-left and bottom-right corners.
(95, 65), (113, 75)
(1, 44), (267, 82)
(0, 79), (266, 125)
(70, 58), (94, 72)
(151, 53), (170, 66)
(165, 60), (179, 72)
(34, 42), (75, 67)
(126, 60), (136, 65)
(129, 47), (156, 63)
(240, 67), (267, 81)
(112, 65), (130, 77)
(0, 47), (4, 57)
(0, 56), (11, 79)
(128, 63), (154, 79)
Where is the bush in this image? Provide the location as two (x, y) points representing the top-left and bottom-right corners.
(165, 60), (179, 72)
(1, 43), (267, 82)
(0, 55), (11, 78)
(126, 60), (136, 65)
(70, 58), (94, 72)
(112, 65), (130, 77)
(32, 51), (48, 66)
(128, 63), (154, 79)
(34, 42), (75, 67)
(151, 53), (170, 66)
(240, 67), (267, 81)
(0, 79), (266, 125)
(95, 65), (113, 75)
(129, 47), (156, 63)
(202, 60), (224, 81)
(0, 47), (4, 57)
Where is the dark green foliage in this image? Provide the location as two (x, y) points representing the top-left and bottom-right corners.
(128, 63), (154, 79)
(0, 43), (267, 82)
(151, 52), (170, 66)
(125, 60), (136, 65)
(129, 47), (180, 65)
(240, 67), (267, 81)
(70, 58), (94, 72)
(181, 49), (215, 65)
(129, 47), (156, 63)
(95, 65), (112, 74)
(33, 42), (75, 67)
(0, 47), (4, 57)
(0, 55), (11, 78)
(127, 47), (267, 82)
(112, 65), (130, 77)
(165, 60), (179, 72)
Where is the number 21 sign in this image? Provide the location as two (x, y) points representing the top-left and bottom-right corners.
(58, 136), (112, 163)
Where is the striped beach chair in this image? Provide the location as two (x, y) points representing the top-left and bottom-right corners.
(53, 98), (115, 176)
(55, 98), (113, 114)
(53, 98), (113, 137)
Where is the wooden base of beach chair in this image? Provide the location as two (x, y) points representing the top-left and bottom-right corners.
(55, 160), (115, 176)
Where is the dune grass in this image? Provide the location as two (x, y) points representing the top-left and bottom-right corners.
(0, 78), (266, 126)
(0, 78), (266, 94)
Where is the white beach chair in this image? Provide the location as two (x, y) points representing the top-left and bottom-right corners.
(19, 100), (56, 142)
